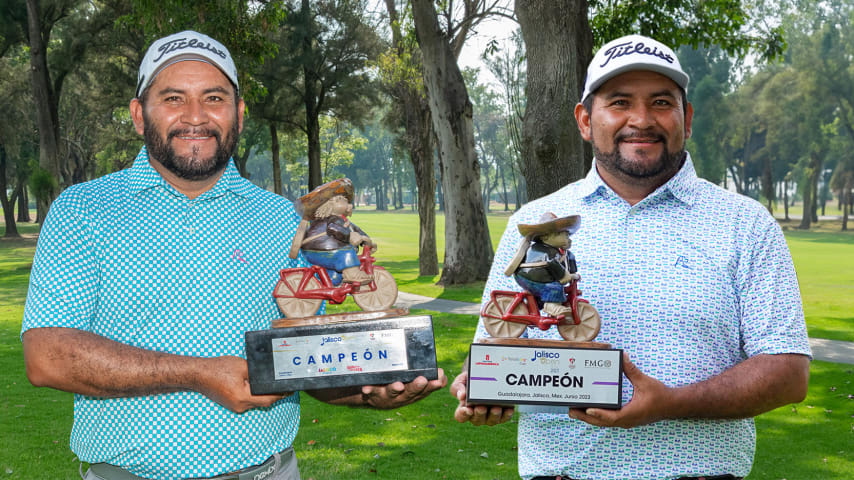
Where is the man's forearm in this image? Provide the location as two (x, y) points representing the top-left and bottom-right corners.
(664, 353), (810, 420)
(23, 327), (211, 397)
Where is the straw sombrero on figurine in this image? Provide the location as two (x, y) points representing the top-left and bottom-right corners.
(517, 212), (581, 237)
(296, 178), (355, 220)
(288, 178), (355, 259)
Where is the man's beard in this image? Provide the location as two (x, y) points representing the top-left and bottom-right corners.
(143, 110), (239, 181)
(593, 130), (686, 180)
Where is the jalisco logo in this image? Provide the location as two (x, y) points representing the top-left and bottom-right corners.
(599, 40), (675, 68)
(531, 350), (560, 362)
(320, 336), (343, 346)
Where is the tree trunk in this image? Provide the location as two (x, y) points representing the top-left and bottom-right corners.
(26, 0), (61, 221)
(270, 123), (282, 196)
(0, 143), (20, 238)
(783, 179), (790, 221)
(841, 178), (851, 231)
(411, 0), (493, 285)
(798, 153), (821, 230)
(516, 0), (592, 201)
(17, 180), (30, 222)
(761, 155), (773, 214)
(299, 0), (323, 190)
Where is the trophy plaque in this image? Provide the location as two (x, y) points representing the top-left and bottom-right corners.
(246, 312), (438, 394)
(467, 338), (622, 408)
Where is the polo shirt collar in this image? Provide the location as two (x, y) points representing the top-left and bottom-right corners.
(127, 145), (253, 199)
(578, 152), (700, 206)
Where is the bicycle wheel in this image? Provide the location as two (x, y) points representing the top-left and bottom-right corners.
(482, 295), (528, 338)
(556, 302), (601, 342)
(274, 271), (323, 318)
(352, 268), (398, 311)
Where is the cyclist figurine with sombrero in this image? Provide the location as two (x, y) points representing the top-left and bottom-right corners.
(289, 178), (375, 285)
(508, 212), (581, 319)
(479, 212), (602, 342)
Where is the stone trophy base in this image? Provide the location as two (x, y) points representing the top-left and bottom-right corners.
(245, 309), (438, 394)
(467, 337), (623, 408)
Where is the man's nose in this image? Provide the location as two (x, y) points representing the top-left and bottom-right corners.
(626, 104), (655, 128)
(181, 99), (209, 125)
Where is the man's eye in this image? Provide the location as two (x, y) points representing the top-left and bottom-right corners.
(207, 96), (224, 103)
(164, 96), (182, 102)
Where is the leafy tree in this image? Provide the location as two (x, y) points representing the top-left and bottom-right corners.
(273, 0), (384, 190)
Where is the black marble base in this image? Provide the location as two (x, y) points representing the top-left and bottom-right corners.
(245, 314), (437, 394)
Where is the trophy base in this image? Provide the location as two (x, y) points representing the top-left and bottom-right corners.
(467, 337), (622, 408)
(246, 313), (437, 394)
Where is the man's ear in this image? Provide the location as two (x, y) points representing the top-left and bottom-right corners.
(237, 98), (245, 134)
(574, 103), (592, 142)
(684, 101), (694, 139)
(130, 98), (145, 136)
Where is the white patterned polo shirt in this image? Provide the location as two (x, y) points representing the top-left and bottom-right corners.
(475, 155), (811, 480)
(22, 147), (318, 479)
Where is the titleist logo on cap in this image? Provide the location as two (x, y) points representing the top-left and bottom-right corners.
(599, 40), (675, 68)
(153, 37), (228, 63)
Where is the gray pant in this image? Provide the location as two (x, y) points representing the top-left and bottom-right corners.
(80, 448), (300, 480)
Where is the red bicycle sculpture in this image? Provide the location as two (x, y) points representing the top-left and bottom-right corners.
(481, 279), (601, 342)
(273, 244), (398, 318)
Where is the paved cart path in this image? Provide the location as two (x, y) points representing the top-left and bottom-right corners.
(394, 292), (854, 365)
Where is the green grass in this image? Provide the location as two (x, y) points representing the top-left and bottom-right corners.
(780, 226), (854, 342)
(1, 215), (853, 479)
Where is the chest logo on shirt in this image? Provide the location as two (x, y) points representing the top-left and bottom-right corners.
(232, 248), (248, 264)
(675, 255), (691, 269)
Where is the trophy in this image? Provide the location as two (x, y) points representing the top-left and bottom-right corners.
(466, 213), (622, 408)
(245, 178), (438, 394)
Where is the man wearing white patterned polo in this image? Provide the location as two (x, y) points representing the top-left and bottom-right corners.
(451, 34), (810, 480)
(21, 30), (445, 480)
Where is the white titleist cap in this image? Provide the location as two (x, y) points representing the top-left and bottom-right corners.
(582, 34), (689, 102)
(136, 30), (239, 98)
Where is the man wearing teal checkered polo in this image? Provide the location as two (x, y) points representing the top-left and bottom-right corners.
(21, 30), (446, 480)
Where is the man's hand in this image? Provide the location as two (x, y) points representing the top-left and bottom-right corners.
(450, 371), (514, 426)
(198, 356), (291, 414)
(308, 369), (447, 408)
(569, 353), (667, 428)
(360, 369), (447, 408)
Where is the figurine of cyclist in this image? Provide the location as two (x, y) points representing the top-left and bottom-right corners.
(288, 178), (375, 285)
(504, 212), (581, 318)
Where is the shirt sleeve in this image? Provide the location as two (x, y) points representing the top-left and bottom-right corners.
(22, 189), (101, 336)
(737, 215), (811, 358)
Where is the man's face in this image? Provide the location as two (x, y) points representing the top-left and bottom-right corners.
(576, 70), (693, 186)
(130, 61), (244, 181)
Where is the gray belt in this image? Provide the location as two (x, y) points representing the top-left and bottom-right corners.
(85, 448), (295, 480)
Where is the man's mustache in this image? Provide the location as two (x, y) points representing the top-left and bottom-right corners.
(616, 130), (665, 143)
(167, 128), (221, 141)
